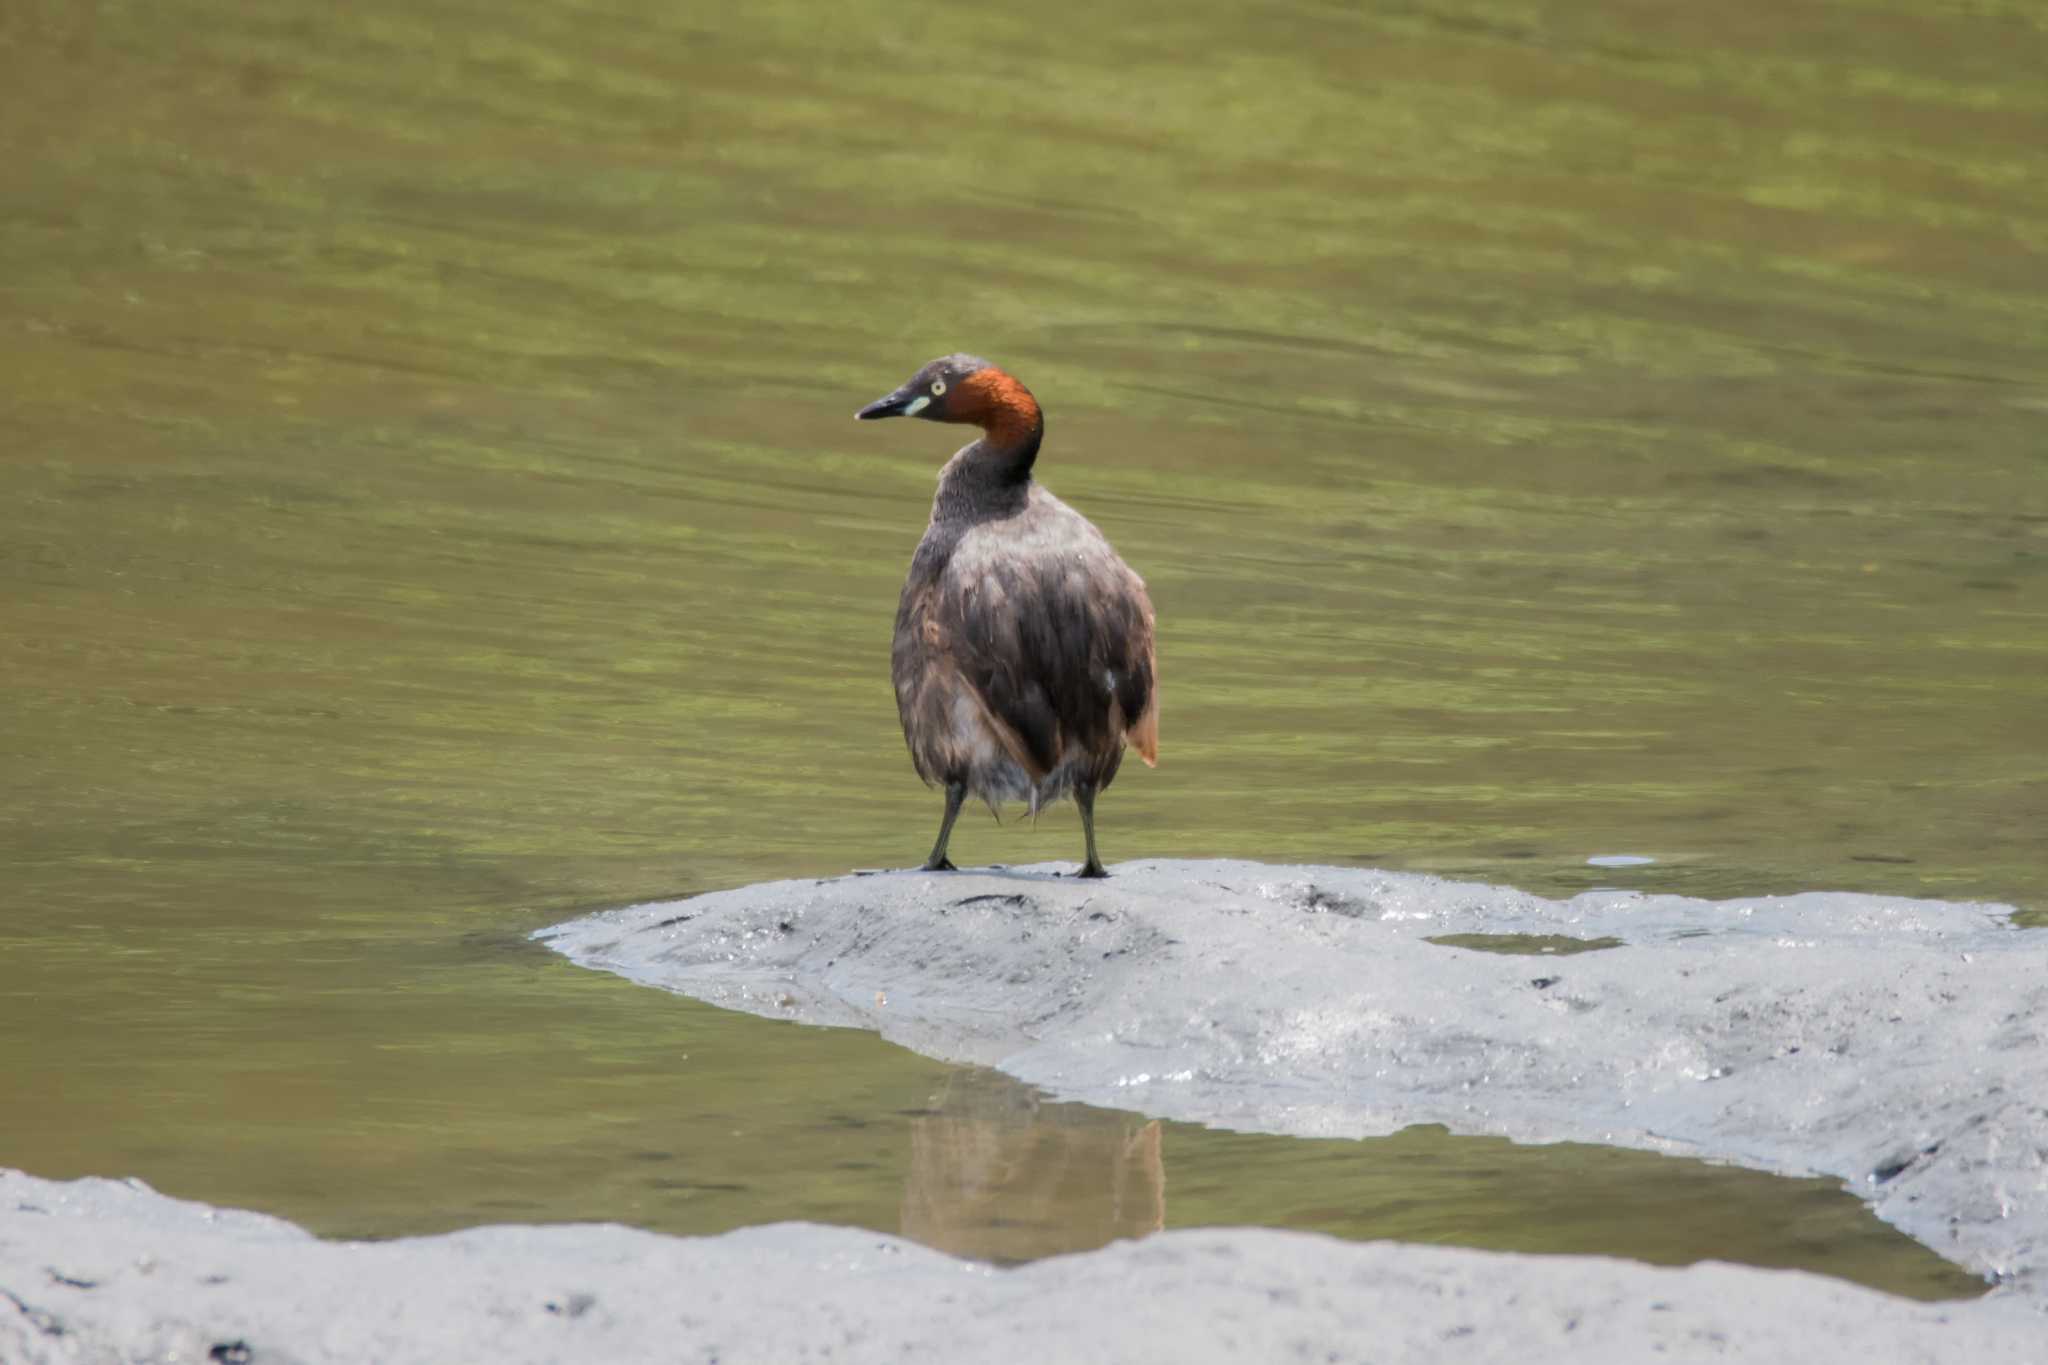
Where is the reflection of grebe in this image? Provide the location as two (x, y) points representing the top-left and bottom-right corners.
(900, 1069), (1165, 1265)
(857, 355), (1159, 878)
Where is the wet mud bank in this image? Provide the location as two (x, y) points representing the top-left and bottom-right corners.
(1, 1165), (2040, 1365)
(535, 857), (2048, 1356)
(7, 860), (2043, 1362)
(542, 860), (2046, 1298)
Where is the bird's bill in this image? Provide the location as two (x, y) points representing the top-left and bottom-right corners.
(855, 381), (930, 421)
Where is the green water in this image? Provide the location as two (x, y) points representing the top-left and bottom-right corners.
(1426, 933), (1626, 955)
(3, 0), (2042, 1301)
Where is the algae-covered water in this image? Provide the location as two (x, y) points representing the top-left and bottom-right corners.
(3, 0), (2042, 1301)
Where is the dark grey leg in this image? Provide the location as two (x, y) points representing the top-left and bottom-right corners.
(922, 781), (966, 872)
(1075, 781), (1108, 878)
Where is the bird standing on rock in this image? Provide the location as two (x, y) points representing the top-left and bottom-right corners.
(856, 355), (1158, 878)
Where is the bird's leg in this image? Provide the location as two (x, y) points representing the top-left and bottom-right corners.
(1075, 781), (1108, 879)
(922, 781), (966, 872)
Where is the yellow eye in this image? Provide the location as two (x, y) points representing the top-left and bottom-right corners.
(930, 378), (947, 396)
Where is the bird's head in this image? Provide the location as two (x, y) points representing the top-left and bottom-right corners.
(855, 354), (1041, 444)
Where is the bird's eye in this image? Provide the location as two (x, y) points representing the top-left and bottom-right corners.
(930, 378), (947, 396)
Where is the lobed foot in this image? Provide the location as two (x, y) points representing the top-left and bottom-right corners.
(1077, 860), (1109, 879)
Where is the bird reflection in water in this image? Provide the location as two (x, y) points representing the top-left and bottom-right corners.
(900, 1068), (1164, 1265)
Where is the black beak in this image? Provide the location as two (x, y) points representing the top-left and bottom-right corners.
(855, 379), (925, 421)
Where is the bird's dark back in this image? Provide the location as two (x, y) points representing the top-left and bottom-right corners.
(894, 484), (1154, 785)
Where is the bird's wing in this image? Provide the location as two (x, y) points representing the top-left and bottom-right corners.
(934, 509), (1158, 776)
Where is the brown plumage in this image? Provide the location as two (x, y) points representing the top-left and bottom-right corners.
(856, 354), (1158, 878)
